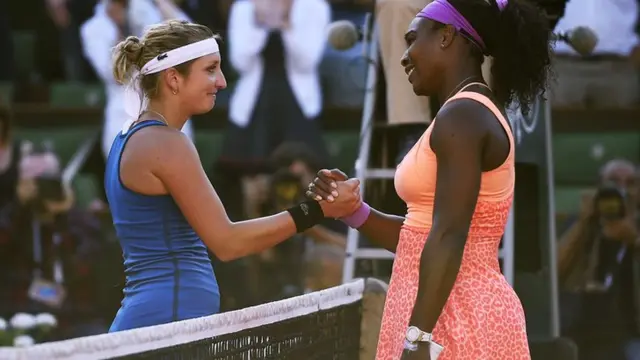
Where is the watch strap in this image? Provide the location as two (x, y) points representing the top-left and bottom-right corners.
(418, 331), (433, 343)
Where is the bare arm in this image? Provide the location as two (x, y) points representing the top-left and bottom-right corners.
(357, 210), (404, 253)
(557, 218), (590, 280)
(228, 1), (270, 73)
(408, 100), (488, 334)
(281, 0), (329, 72)
(556, 192), (594, 280)
(153, 133), (359, 261)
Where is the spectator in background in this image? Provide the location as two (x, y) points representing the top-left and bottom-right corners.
(7, 0), (64, 81)
(0, 110), (64, 237)
(0, 107), (53, 326)
(0, 107), (113, 338)
(219, 0), (331, 219)
(552, 0), (639, 107)
(80, 0), (193, 158)
(45, 0), (98, 82)
(557, 159), (640, 360)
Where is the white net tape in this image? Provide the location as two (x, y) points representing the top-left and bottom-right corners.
(0, 279), (365, 360)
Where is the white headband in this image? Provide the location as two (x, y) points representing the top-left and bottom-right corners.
(140, 38), (219, 75)
(122, 37), (220, 130)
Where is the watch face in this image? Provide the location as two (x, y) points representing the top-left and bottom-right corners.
(406, 327), (420, 342)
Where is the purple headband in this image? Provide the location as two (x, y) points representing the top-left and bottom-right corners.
(417, 0), (492, 52)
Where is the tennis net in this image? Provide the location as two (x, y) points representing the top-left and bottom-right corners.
(0, 278), (387, 360)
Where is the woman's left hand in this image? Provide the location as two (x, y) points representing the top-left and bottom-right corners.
(400, 344), (431, 360)
(317, 179), (361, 219)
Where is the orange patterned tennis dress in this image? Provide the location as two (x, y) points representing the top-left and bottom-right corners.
(375, 88), (530, 360)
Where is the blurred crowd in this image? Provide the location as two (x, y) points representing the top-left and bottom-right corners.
(0, 0), (367, 342)
(0, 0), (640, 359)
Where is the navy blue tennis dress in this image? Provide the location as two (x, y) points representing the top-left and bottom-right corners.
(105, 120), (220, 332)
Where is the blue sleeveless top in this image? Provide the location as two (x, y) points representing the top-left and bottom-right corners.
(105, 120), (220, 332)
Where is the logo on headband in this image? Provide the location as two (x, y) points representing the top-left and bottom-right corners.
(157, 54), (168, 61)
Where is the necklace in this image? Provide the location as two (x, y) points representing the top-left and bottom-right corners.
(444, 75), (484, 102)
(122, 109), (170, 135)
(140, 109), (168, 125)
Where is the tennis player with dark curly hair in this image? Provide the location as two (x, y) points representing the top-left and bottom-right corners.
(307, 0), (553, 358)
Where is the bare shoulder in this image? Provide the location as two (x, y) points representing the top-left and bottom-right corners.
(431, 99), (494, 152)
(123, 126), (200, 179)
(127, 126), (197, 161)
(120, 126), (200, 194)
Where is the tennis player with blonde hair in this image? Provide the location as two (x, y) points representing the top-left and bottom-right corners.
(105, 20), (361, 332)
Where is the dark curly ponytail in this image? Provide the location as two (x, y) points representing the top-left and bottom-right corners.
(451, 0), (554, 115)
(489, 0), (553, 115)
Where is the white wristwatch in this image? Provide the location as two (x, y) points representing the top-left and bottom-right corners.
(405, 326), (433, 344)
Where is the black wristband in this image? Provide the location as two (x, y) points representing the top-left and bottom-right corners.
(286, 200), (325, 233)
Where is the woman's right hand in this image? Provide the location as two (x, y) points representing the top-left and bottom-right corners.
(306, 169), (349, 203)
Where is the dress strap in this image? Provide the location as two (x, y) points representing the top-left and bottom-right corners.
(455, 82), (490, 96)
(122, 119), (166, 136)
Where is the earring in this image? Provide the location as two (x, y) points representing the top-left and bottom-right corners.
(172, 90), (177, 95)
(441, 43), (445, 48)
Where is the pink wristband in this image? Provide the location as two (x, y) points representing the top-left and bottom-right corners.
(340, 202), (371, 229)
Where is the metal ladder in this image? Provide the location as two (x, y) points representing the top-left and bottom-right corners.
(341, 17), (515, 286)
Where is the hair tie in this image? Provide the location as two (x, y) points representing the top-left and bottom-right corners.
(496, 0), (508, 11)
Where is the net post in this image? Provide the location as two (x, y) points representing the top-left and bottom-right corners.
(359, 277), (388, 360)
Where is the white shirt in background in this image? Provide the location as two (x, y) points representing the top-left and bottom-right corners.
(227, 0), (330, 128)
